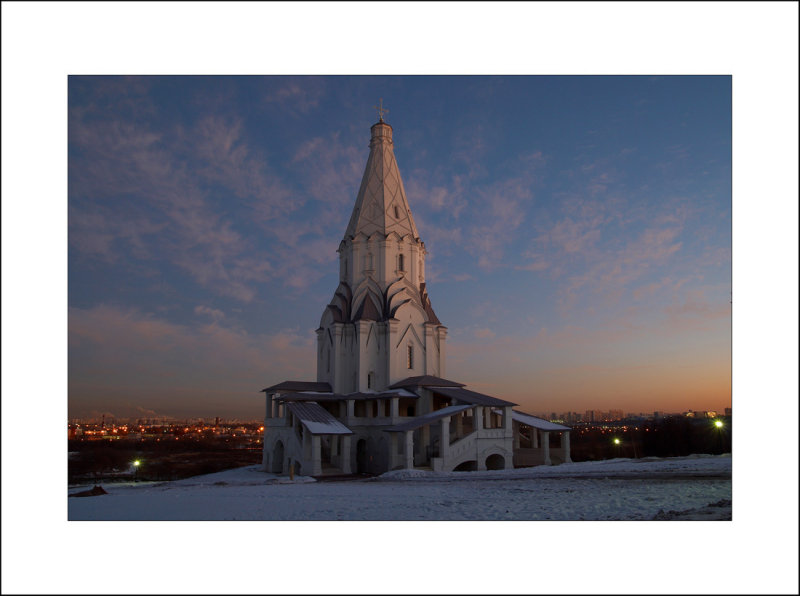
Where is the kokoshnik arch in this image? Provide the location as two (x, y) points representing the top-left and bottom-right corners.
(261, 112), (571, 476)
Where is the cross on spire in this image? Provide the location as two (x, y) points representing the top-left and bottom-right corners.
(374, 98), (389, 122)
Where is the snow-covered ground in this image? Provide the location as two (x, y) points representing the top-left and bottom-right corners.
(68, 454), (731, 521)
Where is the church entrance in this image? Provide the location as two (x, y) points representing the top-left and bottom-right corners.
(356, 439), (367, 474)
(272, 441), (284, 474)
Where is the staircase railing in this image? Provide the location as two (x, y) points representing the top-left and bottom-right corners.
(447, 430), (477, 461)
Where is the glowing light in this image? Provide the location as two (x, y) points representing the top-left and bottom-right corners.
(714, 420), (723, 428)
(613, 438), (621, 445)
(133, 460), (140, 467)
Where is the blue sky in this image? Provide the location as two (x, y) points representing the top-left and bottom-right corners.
(68, 75), (731, 419)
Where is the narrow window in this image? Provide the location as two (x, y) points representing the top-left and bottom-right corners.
(407, 344), (414, 369)
(394, 205), (400, 219)
(398, 253), (405, 271)
(367, 372), (373, 389)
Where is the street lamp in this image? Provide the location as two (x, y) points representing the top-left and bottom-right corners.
(713, 419), (724, 453)
(133, 459), (140, 482)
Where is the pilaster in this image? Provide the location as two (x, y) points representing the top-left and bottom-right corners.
(311, 435), (322, 476)
(341, 435), (352, 474)
(542, 431), (551, 465)
(437, 327), (447, 377)
(440, 417), (451, 460)
(561, 432), (572, 463)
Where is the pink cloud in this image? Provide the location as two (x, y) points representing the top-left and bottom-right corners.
(69, 305), (316, 413)
(194, 305), (226, 321)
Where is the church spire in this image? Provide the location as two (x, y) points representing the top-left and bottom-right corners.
(318, 111), (447, 393)
(343, 110), (419, 241)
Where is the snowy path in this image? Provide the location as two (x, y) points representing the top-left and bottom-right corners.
(68, 455), (731, 521)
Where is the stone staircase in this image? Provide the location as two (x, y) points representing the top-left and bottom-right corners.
(431, 431), (478, 472)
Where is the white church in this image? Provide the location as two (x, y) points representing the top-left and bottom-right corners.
(261, 111), (571, 477)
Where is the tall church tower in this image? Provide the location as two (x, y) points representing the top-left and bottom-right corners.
(316, 115), (447, 393)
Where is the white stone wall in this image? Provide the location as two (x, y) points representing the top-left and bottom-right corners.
(318, 232), (446, 392)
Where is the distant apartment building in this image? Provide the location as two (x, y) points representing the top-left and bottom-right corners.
(584, 410), (604, 423)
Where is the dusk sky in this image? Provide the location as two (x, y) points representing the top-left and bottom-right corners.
(68, 75), (731, 420)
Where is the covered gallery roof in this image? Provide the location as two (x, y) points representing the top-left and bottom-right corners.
(508, 410), (571, 431)
(383, 404), (473, 433)
(432, 386), (517, 407)
(276, 389), (418, 402)
(389, 375), (466, 390)
(285, 402), (353, 435)
(261, 381), (332, 394)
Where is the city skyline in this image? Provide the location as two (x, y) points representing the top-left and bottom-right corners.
(68, 75), (731, 420)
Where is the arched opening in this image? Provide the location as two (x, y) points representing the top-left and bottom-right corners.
(356, 439), (367, 474)
(398, 253), (405, 271)
(453, 460), (478, 472)
(485, 453), (505, 470)
(366, 437), (377, 473)
(271, 441), (284, 474)
(376, 437), (388, 473)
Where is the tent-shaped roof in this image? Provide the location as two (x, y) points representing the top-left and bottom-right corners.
(343, 121), (419, 241)
(286, 402), (353, 435)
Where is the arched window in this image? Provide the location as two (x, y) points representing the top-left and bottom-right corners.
(398, 253), (405, 272)
(407, 344), (414, 369)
